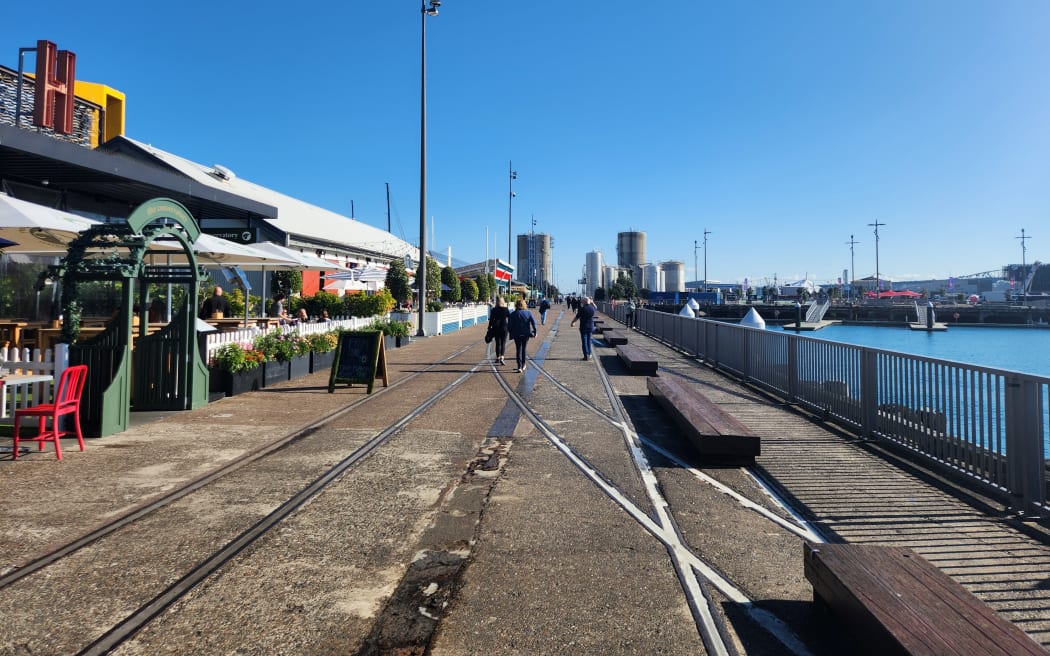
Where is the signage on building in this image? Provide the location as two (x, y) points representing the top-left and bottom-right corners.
(33, 40), (76, 135)
(202, 227), (257, 244)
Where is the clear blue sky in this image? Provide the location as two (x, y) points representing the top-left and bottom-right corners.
(8, 2), (1050, 292)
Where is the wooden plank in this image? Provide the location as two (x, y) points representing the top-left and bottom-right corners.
(647, 376), (760, 462)
(603, 330), (628, 345)
(615, 344), (657, 376)
(804, 543), (1048, 656)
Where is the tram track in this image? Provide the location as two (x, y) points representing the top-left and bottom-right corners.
(497, 338), (819, 656)
(0, 342), (495, 655)
(4, 320), (836, 655)
(0, 343), (478, 593)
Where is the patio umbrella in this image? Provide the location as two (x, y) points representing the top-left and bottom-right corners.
(323, 278), (367, 293)
(0, 194), (100, 252)
(246, 242), (349, 272)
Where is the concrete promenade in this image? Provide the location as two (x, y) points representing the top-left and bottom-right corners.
(1, 307), (1049, 655)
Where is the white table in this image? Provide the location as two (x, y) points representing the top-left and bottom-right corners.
(0, 374), (54, 419)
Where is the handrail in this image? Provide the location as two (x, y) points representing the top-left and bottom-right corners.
(602, 302), (1049, 515)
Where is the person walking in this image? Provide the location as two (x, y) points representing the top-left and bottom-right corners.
(625, 298), (636, 329)
(508, 298), (537, 373)
(538, 297), (551, 325)
(488, 296), (511, 365)
(570, 296), (597, 360)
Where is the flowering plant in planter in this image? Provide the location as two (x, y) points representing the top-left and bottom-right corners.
(305, 330), (339, 353)
(254, 330), (310, 362)
(367, 318), (412, 338)
(213, 343), (266, 373)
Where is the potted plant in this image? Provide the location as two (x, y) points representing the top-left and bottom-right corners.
(253, 330), (299, 387)
(211, 342), (265, 396)
(368, 318), (412, 349)
(307, 330), (339, 373)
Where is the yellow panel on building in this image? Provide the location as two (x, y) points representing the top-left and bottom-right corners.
(74, 81), (126, 145)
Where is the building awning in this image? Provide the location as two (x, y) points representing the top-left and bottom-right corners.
(0, 125), (277, 220)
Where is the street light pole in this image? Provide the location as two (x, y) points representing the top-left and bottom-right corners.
(693, 240), (698, 292)
(868, 221), (885, 299)
(846, 234), (859, 303)
(702, 228), (712, 293)
(1017, 228), (1031, 305)
(507, 161), (516, 266)
(417, 0), (440, 337)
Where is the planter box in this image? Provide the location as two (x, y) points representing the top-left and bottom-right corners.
(216, 368), (262, 396)
(262, 360), (288, 388)
(288, 354), (310, 380)
(310, 350), (336, 373)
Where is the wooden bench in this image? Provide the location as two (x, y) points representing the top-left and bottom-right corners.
(804, 542), (1047, 656)
(616, 344), (657, 375)
(646, 376), (759, 464)
(603, 330), (628, 345)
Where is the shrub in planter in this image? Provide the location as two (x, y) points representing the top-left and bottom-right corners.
(307, 330), (339, 373)
(212, 343), (266, 396)
(254, 330), (310, 362)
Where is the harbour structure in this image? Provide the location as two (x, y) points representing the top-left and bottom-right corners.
(661, 260), (686, 292)
(644, 262), (663, 292)
(585, 250), (604, 298)
(616, 230), (646, 288)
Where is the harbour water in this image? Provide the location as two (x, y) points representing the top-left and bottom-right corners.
(801, 324), (1050, 379)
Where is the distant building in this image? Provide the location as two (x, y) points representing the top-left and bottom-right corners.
(455, 259), (514, 299)
(585, 250), (604, 298)
(617, 231), (646, 288)
(516, 232), (552, 291)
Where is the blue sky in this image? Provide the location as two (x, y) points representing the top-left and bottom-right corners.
(7, 2), (1050, 292)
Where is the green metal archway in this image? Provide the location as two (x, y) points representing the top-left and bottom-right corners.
(52, 198), (209, 437)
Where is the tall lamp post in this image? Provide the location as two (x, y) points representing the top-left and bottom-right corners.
(693, 240), (698, 292)
(702, 228), (712, 293)
(417, 0), (440, 337)
(868, 221), (885, 299)
(507, 161), (517, 265)
(1017, 228), (1030, 306)
(846, 234), (859, 303)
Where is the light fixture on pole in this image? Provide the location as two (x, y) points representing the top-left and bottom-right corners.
(417, 0), (440, 337)
(507, 161), (517, 265)
(1017, 228), (1030, 306)
(693, 240), (698, 292)
(702, 228), (712, 293)
(868, 221), (885, 299)
(846, 234), (859, 303)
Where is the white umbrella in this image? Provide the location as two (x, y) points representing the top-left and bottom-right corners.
(246, 242), (349, 272)
(323, 278), (366, 293)
(0, 194), (101, 253)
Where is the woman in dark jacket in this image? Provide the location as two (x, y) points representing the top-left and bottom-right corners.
(488, 296), (511, 365)
(507, 298), (537, 372)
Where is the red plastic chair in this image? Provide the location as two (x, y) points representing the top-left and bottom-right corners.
(13, 365), (88, 460)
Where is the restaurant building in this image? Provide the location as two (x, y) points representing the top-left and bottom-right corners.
(0, 40), (417, 300)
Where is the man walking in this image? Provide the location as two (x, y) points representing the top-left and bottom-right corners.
(570, 296), (596, 360)
(539, 297), (551, 325)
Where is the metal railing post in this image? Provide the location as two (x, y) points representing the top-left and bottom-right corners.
(1005, 376), (1045, 514)
(860, 349), (878, 439)
(787, 335), (799, 402)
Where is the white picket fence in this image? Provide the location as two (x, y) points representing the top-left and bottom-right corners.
(202, 316), (373, 362)
(0, 343), (67, 421)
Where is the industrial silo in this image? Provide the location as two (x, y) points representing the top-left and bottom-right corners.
(585, 250), (604, 298)
(644, 263), (662, 292)
(616, 232), (646, 271)
(661, 260), (686, 292)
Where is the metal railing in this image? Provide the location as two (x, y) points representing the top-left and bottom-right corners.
(601, 303), (1049, 515)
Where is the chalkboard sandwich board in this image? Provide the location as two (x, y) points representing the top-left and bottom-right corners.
(328, 330), (389, 394)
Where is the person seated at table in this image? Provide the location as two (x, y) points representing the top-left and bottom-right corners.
(294, 308), (309, 324)
(200, 286), (232, 319)
(269, 293), (290, 323)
